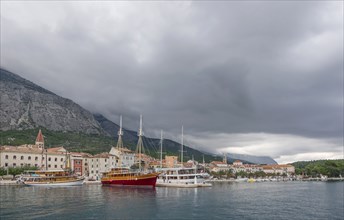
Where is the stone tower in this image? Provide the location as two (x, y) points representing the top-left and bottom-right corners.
(35, 129), (44, 149)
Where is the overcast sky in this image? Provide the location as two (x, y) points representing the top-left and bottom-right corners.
(1, 1), (343, 163)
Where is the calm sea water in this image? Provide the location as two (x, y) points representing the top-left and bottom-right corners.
(0, 181), (343, 220)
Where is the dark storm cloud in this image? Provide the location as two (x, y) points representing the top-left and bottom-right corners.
(1, 1), (342, 162)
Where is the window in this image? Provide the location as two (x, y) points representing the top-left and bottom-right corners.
(61, 158), (63, 162)
(35, 164), (38, 167)
(105, 159), (107, 162)
(48, 157), (51, 161)
(21, 156), (24, 160)
(13, 163), (16, 167)
(5, 155), (8, 159)
(91, 171), (94, 174)
(55, 158), (57, 162)
(42, 157), (44, 160)
(54, 165), (57, 168)
(5, 163), (8, 167)
(60, 165), (63, 168)
(20, 163), (23, 167)
(13, 155), (16, 160)
(35, 157), (38, 161)
(28, 156), (31, 160)
(48, 164), (51, 168)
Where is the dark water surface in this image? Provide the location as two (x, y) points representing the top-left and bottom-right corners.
(1, 181), (343, 219)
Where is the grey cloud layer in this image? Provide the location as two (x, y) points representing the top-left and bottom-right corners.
(1, 1), (343, 158)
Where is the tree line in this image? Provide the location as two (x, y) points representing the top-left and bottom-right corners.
(292, 159), (344, 177)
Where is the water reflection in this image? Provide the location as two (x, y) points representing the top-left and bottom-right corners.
(1, 182), (343, 220)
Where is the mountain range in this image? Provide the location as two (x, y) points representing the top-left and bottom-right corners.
(0, 67), (277, 164)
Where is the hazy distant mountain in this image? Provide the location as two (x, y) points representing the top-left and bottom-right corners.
(0, 68), (102, 134)
(227, 153), (277, 165)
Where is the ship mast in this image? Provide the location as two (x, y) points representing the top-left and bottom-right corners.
(137, 115), (144, 170)
(117, 115), (124, 149)
(181, 126), (184, 167)
(160, 130), (163, 168)
(116, 115), (124, 168)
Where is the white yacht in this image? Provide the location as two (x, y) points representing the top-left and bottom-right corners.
(155, 127), (211, 188)
(156, 167), (211, 188)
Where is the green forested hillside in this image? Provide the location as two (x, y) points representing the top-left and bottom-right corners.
(0, 129), (221, 162)
(292, 159), (344, 177)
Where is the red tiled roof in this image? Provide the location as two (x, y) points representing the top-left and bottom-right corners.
(36, 129), (44, 142)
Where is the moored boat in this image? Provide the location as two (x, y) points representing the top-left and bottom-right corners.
(20, 170), (84, 186)
(156, 167), (212, 188)
(101, 115), (160, 188)
(155, 127), (211, 188)
(101, 168), (159, 187)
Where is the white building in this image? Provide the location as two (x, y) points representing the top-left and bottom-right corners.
(88, 152), (119, 180)
(210, 161), (231, 173)
(262, 165), (295, 175)
(109, 147), (135, 168)
(0, 130), (69, 171)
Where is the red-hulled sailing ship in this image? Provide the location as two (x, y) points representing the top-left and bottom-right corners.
(101, 115), (160, 187)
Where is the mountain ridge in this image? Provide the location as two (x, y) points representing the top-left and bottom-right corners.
(0, 67), (277, 164)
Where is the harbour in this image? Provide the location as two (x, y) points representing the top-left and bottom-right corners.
(1, 181), (343, 220)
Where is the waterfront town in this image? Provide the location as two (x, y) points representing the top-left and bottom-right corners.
(0, 130), (296, 182)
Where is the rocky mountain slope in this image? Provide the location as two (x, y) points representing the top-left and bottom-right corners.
(0, 67), (276, 164)
(0, 68), (102, 134)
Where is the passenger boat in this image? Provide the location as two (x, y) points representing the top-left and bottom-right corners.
(101, 167), (159, 187)
(156, 167), (211, 188)
(20, 170), (84, 186)
(155, 127), (211, 188)
(101, 115), (160, 188)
